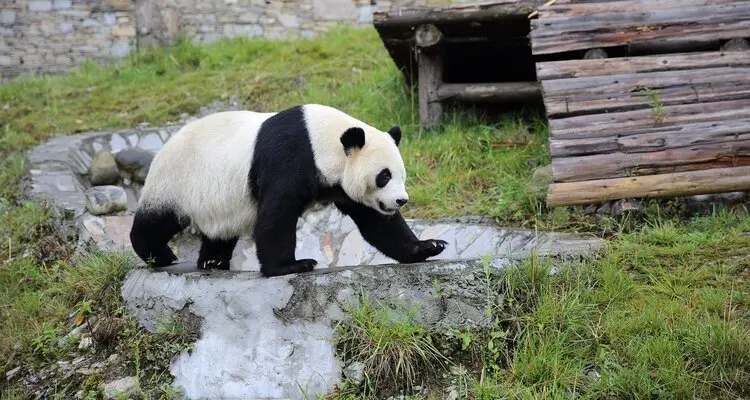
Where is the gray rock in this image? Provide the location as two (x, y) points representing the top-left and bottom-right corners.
(313, 0), (356, 20)
(0, 10), (16, 25)
(114, 147), (154, 175)
(123, 259), (514, 399)
(29, 0), (53, 12)
(5, 366), (21, 380)
(133, 163), (150, 184)
(78, 334), (94, 350)
(612, 199), (642, 217)
(596, 201), (612, 216)
(136, 133), (163, 152)
(528, 165), (553, 201)
(109, 134), (128, 152)
(85, 186), (128, 216)
(89, 151), (120, 185)
(100, 376), (139, 399)
(53, 0), (71, 10)
(110, 40), (131, 59)
(343, 361), (365, 384)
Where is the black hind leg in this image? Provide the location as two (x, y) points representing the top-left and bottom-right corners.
(130, 207), (184, 267)
(197, 235), (238, 270)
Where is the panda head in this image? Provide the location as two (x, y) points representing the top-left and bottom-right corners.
(339, 125), (408, 216)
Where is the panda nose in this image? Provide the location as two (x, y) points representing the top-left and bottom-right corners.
(396, 198), (408, 207)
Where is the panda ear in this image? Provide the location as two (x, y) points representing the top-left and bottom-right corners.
(341, 127), (365, 155)
(387, 126), (401, 146)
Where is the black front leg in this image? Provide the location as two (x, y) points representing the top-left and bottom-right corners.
(334, 201), (447, 264)
(254, 197), (317, 277)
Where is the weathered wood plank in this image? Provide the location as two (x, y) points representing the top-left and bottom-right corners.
(549, 99), (750, 138)
(536, 50), (750, 81)
(539, 0), (740, 17)
(530, 2), (750, 55)
(543, 82), (750, 117)
(550, 118), (750, 157)
(541, 66), (750, 97)
(374, 1), (538, 28)
(437, 82), (541, 103)
(551, 140), (750, 183)
(417, 49), (443, 130)
(533, 3), (750, 35)
(546, 166), (750, 207)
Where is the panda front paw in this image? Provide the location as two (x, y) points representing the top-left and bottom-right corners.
(408, 239), (448, 262)
(261, 259), (318, 277)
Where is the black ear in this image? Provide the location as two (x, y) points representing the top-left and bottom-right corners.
(387, 126), (401, 146)
(341, 127), (366, 155)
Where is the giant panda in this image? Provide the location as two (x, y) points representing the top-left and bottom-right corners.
(129, 104), (448, 277)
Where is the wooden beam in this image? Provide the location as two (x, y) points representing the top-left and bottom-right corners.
(551, 139), (750, 183)
(546, 166), (750, 207)
(373, 2), (537, 28)
(536, 50), (750, 81)
(550, 118), (750, 157)
(416, 24), (444, 130)
(549, 99), (750, 139)
(530, 1), (750, 55)
(437, 82), (541, 103)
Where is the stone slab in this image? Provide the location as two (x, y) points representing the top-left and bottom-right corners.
(122, 257), (518, 399)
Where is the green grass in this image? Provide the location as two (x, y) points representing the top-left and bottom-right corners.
(1, 25), (749, 400)
(332, 294), (449, 396)
(460, 210), (750, 400)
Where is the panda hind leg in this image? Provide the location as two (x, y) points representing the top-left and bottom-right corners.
(197, 235), (239, 270)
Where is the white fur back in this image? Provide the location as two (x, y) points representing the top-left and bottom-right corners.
(139, 110), (275, 239)
(137, 104), (405, 240)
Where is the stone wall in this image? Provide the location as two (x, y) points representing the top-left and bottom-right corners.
(1, 0), (137, 80)
(2, 0), (473, 81)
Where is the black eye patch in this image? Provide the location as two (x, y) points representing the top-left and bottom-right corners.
(376, 168), (391, 188)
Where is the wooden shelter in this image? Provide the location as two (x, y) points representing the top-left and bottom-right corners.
(531, 0), (750, 207)
(373, 1), (548, 130)
(374, 0), (750, 208)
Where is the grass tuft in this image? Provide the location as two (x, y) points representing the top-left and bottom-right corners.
(333, 294), (449, 394)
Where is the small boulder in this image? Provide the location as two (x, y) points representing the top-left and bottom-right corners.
(612, 199), (643, 217)
(85, 186), (128, 216)
(343, 361), (365, 385)
(89, 151), (120, 185)
(114, 148), (154, 175)
(100, 376), (139, 399)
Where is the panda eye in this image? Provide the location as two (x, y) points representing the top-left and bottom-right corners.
(376, 168), (391, 188)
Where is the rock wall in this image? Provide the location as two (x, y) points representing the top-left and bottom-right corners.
(2, 0), (474, 80)
(1, 0), (137, 80)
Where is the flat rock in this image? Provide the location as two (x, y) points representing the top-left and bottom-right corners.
(85, 186), (128, 216)
(123, 257), (555, 399)
(100, 376), (138, 399)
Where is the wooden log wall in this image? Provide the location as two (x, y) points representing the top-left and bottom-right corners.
(373, 1), (546, 130)
(530, 0), (750, 207)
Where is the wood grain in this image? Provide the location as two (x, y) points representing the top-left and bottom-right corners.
(530, 2), (750, 55)
(552, 139), (750, 182)
(548, 99), (750, 138)
(437, 82), (541, 102)
(543, 82), (750, 117)
(546, 166), (750, 206)
(536, 50), (750, 80)
(550, 118), (750, 157)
